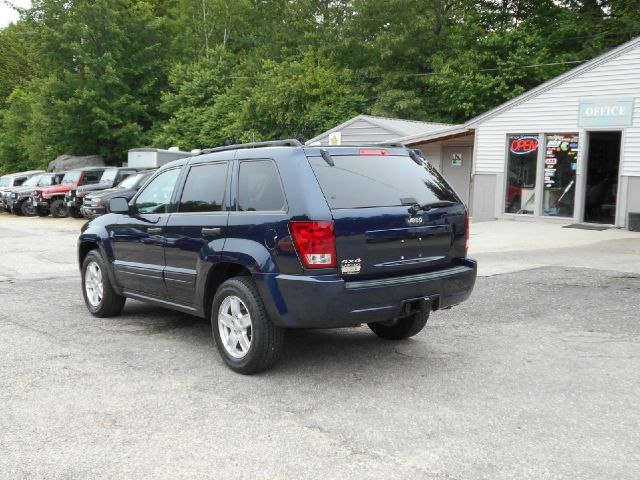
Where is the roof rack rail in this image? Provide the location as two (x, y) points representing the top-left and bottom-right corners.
(310, 142), (407, 148)
(200, 139), (302, 155)
(374, 142), (406, 148)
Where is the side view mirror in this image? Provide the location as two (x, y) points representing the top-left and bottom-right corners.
(109, 197), (130, 214)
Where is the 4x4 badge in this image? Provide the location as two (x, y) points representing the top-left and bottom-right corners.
(341, 258), (361, 275)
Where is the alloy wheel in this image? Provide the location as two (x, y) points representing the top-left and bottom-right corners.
(218, 295), (253, 359)
(84, 261), (104, 307)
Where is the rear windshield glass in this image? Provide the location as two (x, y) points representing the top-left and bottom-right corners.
(100, 169), (117, 183)
(39, 175), (57, 187)
(118, 172), (144, 189)
(62, 171), (81, 184)
(309, 155), (459, 209)
(23, 175), (42, 187)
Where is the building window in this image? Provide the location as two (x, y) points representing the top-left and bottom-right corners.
(542, 134), (578, 217)
(505, 134), (539, 214)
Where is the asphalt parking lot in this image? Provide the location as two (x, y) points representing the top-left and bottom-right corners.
(1, 215), (639, 479)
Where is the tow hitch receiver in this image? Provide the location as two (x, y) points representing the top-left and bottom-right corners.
(397, 296), (432, 319)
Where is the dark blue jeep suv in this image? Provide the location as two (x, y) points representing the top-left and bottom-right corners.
(78, 140), (476, 373)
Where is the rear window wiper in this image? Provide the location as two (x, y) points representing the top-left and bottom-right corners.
(409, 200), (456, 215)
(409, 150), (426, 165)
(320, 149), (335, 167)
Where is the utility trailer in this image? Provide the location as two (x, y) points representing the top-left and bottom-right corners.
(127, 147), (192, 169)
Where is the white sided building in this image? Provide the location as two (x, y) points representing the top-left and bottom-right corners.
(393, 36), (640, 229)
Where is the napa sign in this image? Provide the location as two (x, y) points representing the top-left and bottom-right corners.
(578, 97), (634, 128)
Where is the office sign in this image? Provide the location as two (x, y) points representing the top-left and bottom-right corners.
(578, 97), (634, 127)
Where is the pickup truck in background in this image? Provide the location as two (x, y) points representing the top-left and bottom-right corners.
(31, 167), (107, 217)
(65, 167), (139, 218)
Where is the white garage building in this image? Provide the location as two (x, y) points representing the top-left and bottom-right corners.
(306, 114), (452, 146)
(398, 35), (640, 229)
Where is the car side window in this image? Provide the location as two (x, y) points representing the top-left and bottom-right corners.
(178, 163), (228, 213)
(117, 170), (134, 183)
(83, 171), (103, 185)
(134, 168), (181, 214)
(237, 160), (286, 212)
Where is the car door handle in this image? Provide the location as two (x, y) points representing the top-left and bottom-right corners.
(147, 227), (162, 235)
(202, 227), (222, 237)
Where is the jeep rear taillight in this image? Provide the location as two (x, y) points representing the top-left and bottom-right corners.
(289, 221), (336, 269)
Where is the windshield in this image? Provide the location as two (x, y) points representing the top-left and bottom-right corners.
(62, 171), (81, 185)
(119, 172), (150, 189)
(39, 174), (57, 187)
(309, 154), (459, 209)
(0, 176), (10, 187)
(23, 175), (42, 187)
(99, 169), (118, 183)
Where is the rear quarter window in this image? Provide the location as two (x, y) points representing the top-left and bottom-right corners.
(237, 160), (286, 212)
(82, 171), (104, 185)
(308, 154), (459, 209)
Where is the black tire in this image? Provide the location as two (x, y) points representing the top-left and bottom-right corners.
(50, 199), (68, 218)
(14, 204), (24, 216)
(20, 200), (35, 217)
(211, 276), (284, 374)
(69, 207), (84, 218)
(35, 206), (49, 216)
(81, 249), (126, 317)
(368, 311), (429, 340)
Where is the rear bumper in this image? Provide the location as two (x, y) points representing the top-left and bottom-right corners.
(260, 259), (477, 328)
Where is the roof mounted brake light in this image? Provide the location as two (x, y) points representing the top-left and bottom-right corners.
(359, 149), (389, 156)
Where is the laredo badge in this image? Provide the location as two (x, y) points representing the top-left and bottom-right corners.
(341, 258), (362, 275)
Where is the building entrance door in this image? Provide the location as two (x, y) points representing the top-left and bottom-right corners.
(441, 146), (472, 206)
(584, 131), (621, 224)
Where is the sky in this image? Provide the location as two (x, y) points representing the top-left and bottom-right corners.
(0, 0), (31, 28)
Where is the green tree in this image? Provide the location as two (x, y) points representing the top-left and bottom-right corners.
(0, 87), (36, 174)
(226, 50), (367, 142)
(3, 0), (640, 175)
(0, 21), (36, 108)
(21, 0), (173, 162)
(153, 50), (238, 150)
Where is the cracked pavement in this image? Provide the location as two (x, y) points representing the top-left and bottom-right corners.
(1, 216), (639, 479)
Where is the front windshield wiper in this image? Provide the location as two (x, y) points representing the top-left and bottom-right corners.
(408, 200), (456, 215)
